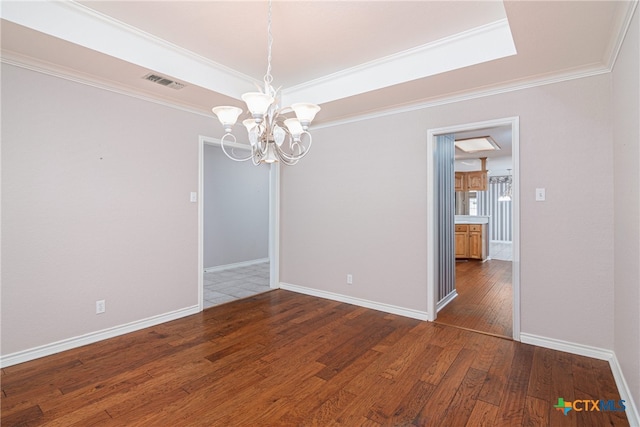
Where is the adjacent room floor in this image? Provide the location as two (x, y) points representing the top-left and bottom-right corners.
(437, 258), (513, 338)
(203, 261), (270, 309)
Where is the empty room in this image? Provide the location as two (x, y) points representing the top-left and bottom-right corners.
(1, 1), (639, 425)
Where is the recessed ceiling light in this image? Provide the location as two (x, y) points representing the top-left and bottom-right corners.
(455, 136), (500, 153)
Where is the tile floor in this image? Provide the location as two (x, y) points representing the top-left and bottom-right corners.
(490, 241), (513, 261)
(203, 262), (271, 309)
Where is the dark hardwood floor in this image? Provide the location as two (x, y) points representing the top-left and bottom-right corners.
(1, 290), (629, 426)
(437, 259), (513, 338)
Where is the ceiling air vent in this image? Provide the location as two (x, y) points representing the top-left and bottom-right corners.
(142, 73), (186, 90)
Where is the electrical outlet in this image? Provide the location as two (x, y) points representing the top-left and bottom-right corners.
(96, 300), (105, 314)
(347, 274), (353, 285)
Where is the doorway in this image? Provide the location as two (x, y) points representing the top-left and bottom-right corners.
(198, 136), (280, 312)
(426, 117), (520, 340)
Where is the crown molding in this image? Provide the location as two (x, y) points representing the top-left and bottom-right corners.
(3, 47), (611, 133)
(1, 52), (213, 119)
(281, 18), (516, 106)
(0, 0), (258, 99)
(311, 64), (612, 131)
(605, 1), (639, 70)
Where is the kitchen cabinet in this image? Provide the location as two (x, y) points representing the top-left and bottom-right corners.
(465, 171), (487, 191)
(455, 157), (487, 192)
(455, 223), (487, 260)
(454, 171), (487, 191)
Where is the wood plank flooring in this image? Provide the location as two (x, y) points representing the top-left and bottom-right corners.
(436, 259), (513, 338)
(1, 290), (629, 426)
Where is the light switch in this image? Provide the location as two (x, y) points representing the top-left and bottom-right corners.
(535, 188), (546, 201)
(190, 192), (197, 203)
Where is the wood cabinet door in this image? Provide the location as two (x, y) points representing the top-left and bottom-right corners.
(469, 232), (482, 259)
(454, 172), (465, 192)
(466, 171), (487, 191)
(455, 231), (468, 258)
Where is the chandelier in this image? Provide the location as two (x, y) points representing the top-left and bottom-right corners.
(211, 0), (321, 166)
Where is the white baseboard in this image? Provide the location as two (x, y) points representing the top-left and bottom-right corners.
(520, 333), (639, 426)
(0, 305), (200, 368)
(204, 257), (269, 273)
(279, 282), (429, 321)
(608, 352), (640, 427)
(520, 332), (613, 360)
(437, 290), (458, 312)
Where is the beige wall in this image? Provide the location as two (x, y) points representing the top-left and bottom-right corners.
(1, 64), (213, 355)
(281, 73), (615, 350)
(613, 7), (640, 410)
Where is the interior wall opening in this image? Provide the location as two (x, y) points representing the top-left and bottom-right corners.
(198, 137), (279, 311)
(427, 117), (520, 341)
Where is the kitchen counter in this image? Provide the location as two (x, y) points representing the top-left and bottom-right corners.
(455, 215), (490, 224)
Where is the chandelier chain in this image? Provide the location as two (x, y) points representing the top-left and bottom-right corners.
(264, 0), (274, 86)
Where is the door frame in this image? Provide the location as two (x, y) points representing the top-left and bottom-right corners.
(197, 136), (280, 311)
(426, 117), (520, 341)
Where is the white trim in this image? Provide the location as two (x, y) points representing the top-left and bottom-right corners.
(269, 163), (281, 290)
(280, 282), (429, 321)
(3, 1), (635, 132)
(312, 66), (610, 131)
(609, 353), (640, 427)
(436, 290), (458, 312)
(521, 333), (614, 361)
(511, 118), (521, 339)
(605, 0), (639, 71)
(521, 333), (639, 427)
(282, 19), (516, 106)
(0, 35), (618, 137)
(0, 0), (256, 99)
(198, 138), (205, 312)
(0, 305), (200, 368)
(1, 55), (212, 119)
(426, 116), (520, 341)
(426, 130), (436, 321)
(204, 258), (269, 273)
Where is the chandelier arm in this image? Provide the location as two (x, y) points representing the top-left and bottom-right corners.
(273, 143), (298, 162)
(220, 133), (252, 162)
(257, 134), (269, 156)
(274, 132), (312, 163)
(272, 143), (299, 166)
(291, 131), (313, 159)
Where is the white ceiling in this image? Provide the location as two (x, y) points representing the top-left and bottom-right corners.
(1, 1), (636, 128)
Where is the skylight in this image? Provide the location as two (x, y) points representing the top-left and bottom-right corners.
(455, 136), (501, 153)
